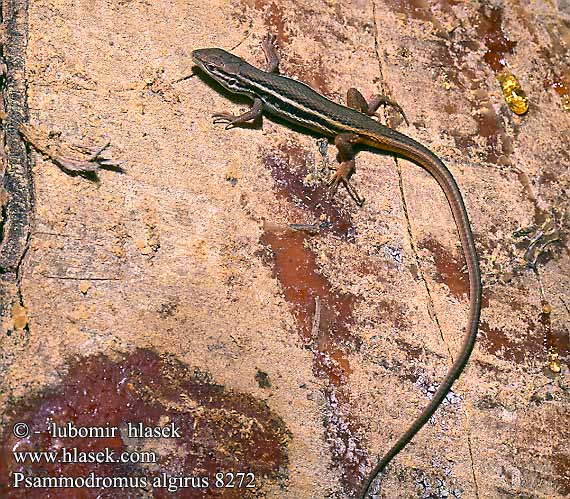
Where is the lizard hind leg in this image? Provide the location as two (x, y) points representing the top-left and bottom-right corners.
(328, 132), (365, 206)
(346, 88), (370, 113)
(346, 88), (409, 126)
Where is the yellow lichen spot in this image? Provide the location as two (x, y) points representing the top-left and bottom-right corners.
(497, 71), (529, 115)
(79, 281), (91, 295)
(547, 348), (561, 374)
(442, 73), (453, 91)
(561, 93), (570, 112)
(12, 303), (28, 330)
(509, 94), (529, 115)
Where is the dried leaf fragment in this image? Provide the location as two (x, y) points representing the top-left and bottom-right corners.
(19, 123), (121, 174)
(523, 218), (560, 267)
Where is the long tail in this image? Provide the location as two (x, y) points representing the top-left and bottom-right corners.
(359, 133), (482, 498)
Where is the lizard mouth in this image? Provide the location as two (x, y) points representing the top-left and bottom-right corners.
(191, 49), (207, 69)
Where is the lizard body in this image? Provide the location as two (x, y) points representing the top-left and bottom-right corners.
(192, 35), (482, 498)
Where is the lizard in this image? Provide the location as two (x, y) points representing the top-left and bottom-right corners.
(192, 34), (482, 498)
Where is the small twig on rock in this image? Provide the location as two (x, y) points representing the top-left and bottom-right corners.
(19, 123), (123, 174)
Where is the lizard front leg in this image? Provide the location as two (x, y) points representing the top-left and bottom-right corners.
(261, 33), (280, 74)
(328, 132), (365, 206)
(212, 34), (278, 129)
(212, 97), (263, 129)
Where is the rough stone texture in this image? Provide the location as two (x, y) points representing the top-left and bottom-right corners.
(0, 1), (568, 498)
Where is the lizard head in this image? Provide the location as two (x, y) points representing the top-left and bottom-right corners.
(192, 48), (252, 96)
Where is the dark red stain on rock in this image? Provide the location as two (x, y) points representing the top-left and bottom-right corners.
(539, 301), (569, 362)
(388, 1), (516, 72)
(418, 237), (469, 298)
(476, 4), (517, 72)
(262, 141), (356, 238)
(258, 122), (386, 497)
(510, 2), (570, 107)
(480, 318), (548, 364)
(418, 236), (491, 305)
(239, 0), (290, 44)
(0, 349), (290, 498)
(257, 146), (369, 497)
(384, 0), (518, 165)
(259, 226), (368, 495)
(259, 229), (360, 380)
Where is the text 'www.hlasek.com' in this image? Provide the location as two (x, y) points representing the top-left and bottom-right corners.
(10, 420), (257, 492)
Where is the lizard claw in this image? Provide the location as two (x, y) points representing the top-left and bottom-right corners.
(373, 98), (409, 126)
(212, 113), (238, 130)
(262, 33), (277, 52)
(328, 160), (365, 206)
